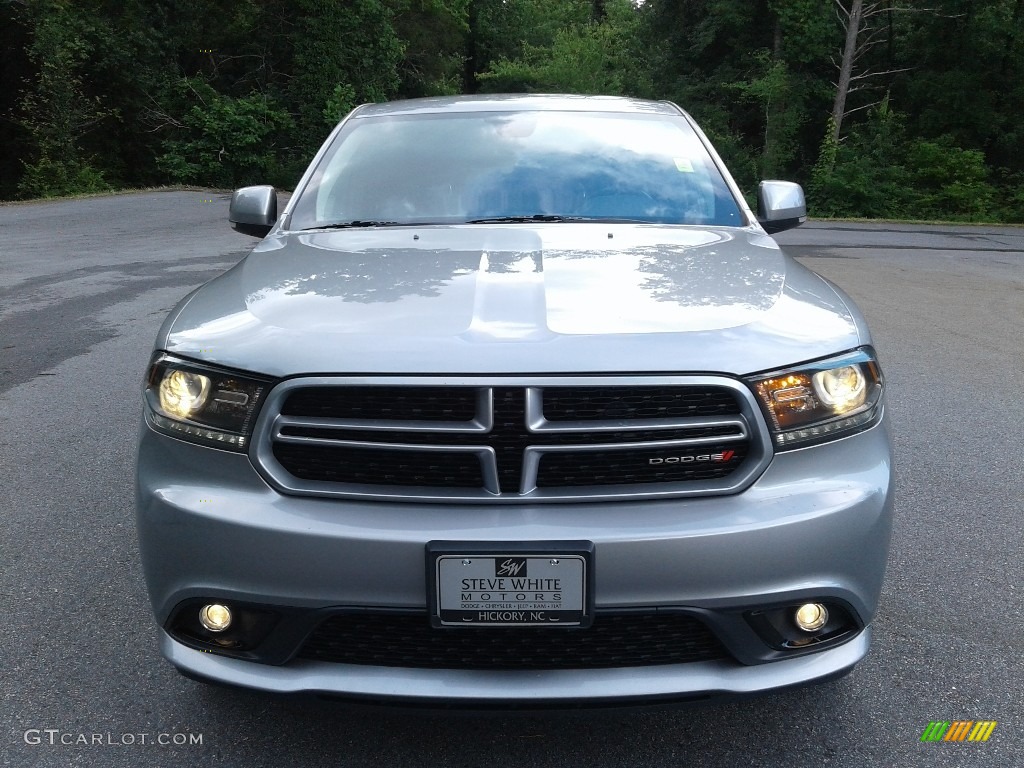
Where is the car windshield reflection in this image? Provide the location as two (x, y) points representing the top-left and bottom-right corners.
(289, 111), (744, 231)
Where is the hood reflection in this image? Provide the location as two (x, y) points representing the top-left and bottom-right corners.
(242, 226), (783, 337)
(165, 225), (859, 376)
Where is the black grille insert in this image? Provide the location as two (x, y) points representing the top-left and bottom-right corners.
(281, 386), (478, 421)
(273, 444), (484, 488)
(296, 611), (728, 670)
(537, 443), (747, 488)
(543, 386), (741, 421)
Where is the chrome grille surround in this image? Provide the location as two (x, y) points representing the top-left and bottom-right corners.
(250, 376), (774, 503)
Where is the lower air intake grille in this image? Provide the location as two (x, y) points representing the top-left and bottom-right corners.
(296, 611), (728, 670)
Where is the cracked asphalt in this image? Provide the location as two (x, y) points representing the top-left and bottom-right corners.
(0, 193), (1021, 767)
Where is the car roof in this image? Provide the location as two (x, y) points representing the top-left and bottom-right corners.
(351, 94), (684, 118)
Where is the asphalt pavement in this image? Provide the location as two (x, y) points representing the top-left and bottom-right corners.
(0, 192), (1021, 767)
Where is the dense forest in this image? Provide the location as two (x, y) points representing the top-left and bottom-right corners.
(1, 0), (1022, 221)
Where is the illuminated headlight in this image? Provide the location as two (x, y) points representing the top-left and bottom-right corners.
(158, 370), (211, 419)
(144, 354), (271, 450)
(749, 348), (884, 449)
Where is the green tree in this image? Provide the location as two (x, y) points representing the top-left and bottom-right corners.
(811, 101), (910, 218)
(896, 0), (1024, 173)
(733, 51), (799, 179)
(17, 0), (111, 197)
(157, 80), (293, 188)
(478, 0), (646, 95)
(469, 0), (593, 91)
(289, 0), (404, 154)
(2, 0), (1021, 219)
(640, 0), (783, 189)
(0, 3), (33, 200)
(391, 0), (470, 97)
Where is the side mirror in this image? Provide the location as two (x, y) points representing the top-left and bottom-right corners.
(229, 186), (278, 237)
(756, 181), (806, 234)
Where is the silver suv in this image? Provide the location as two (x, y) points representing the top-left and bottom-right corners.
(136, 94), (893, 706)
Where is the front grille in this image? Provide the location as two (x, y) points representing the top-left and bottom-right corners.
(296, 611), (728, 670)
(257, 378), (768, 501)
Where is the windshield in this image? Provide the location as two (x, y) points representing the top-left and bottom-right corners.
(288, 110), (745, 230)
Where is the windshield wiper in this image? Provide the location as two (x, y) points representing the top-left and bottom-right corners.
(465, 214), (591, 224)
(302, 220), (401, 231)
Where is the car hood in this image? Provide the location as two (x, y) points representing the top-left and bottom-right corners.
(161, 224), (865, 377)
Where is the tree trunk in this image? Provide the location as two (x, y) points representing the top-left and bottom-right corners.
(831, 0), (864, 142)
(463, 0), (479, 93)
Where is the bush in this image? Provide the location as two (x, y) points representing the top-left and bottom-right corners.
(18, 157), (111, 199)
(810, 106), (911, 219)
(903, 139), (996, 221)
(157, 82), (293, 188)
(992, 171), (1024, 224)
(810, 103), (998, 221)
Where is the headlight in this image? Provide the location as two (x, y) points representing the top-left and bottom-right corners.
(158, 370), (211, 419)
(144, 354), (272, 450)
(749, 348), (883, 449)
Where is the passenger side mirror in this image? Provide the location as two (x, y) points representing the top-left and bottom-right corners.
(756, 181), (806, 234)
(229, 186), (278, 237)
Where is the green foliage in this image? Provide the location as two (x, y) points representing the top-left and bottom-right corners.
(472, 0), (593, 71)
(810, 116), (840, 207)
(733, 50), (804, 179)
(18, 157), (111, 199)
(904, 139), (996, 221)
(767, 0), (834, 66)
(477, 0), (645, 94)
(16, 0), (112, 197)
(323, 84), (358, 127)
(4, 0), (1024, 221)
(811, 102), (913, 218)
(696, 114), (761, 193)
(480, 25), (619, 93)
(992, 170), (1024, 224)
(289, 0), (404, 153)
(157, 81), (293, 188)
(391, 0), (470, 96)
(811, 102), (999, 221)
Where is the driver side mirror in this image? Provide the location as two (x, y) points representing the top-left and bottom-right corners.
(756, 181), (806, 234)
(229, 186), (278, 237)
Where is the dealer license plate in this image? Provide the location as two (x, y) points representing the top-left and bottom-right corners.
(430, 545), (590, 627)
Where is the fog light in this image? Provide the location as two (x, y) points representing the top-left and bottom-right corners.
(199, 603), (232, 632)
(794, 603), (828, 632)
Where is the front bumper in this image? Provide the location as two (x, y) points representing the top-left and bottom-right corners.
(136, 416), (893, 703)
(161, 626), (869, 706)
